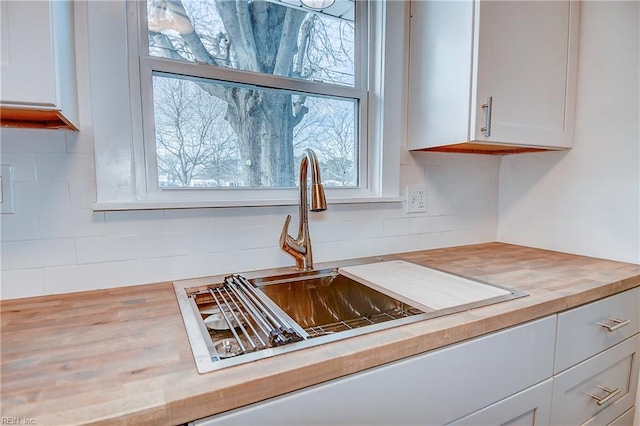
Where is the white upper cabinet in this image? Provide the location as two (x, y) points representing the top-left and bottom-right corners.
(407, 0), (580, 154)
(0, 0), (78, 130)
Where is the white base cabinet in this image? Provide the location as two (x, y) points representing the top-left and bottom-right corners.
(552, 287), (640, 426)
(192, 289), (640, 425)
(193, 316), (556, 425)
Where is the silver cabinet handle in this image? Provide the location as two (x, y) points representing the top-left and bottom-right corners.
(480, 96), (492, 137)
(585, 385), (621, 406)
(597, 317), (631, 332)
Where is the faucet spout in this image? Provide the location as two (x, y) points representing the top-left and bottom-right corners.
(280, 148), (327, 270)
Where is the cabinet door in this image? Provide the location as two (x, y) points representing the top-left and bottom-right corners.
(0, 0), (56, 107)
(448, 379), (552, 426)
(472, 0), (579, 148)
(0, 0), (78, 129)
(406, 0), (475, 149)
(193, 316), (556, 426)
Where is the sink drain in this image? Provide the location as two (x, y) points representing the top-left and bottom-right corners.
(213, 339), (242, 358)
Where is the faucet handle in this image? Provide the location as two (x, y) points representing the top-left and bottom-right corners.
(279, 214), (293, 250)
(280, 215), (306, 268)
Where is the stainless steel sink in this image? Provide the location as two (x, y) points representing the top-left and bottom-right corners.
(256, 271), (425, 337)
(173, 259), (526, 373)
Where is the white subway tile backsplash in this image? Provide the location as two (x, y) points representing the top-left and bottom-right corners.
(166, 227), (277, 258)
(1, 211), (40, 241)
(320, 203), (401, 221)
(1, 268), (45, 299)
(219, 225), (280, 250)
(65, 127), (95, 154)
(14, 181), (70, 211)
(400, 149), (424, 167)
(240, 247), (292, 272)
(399, 163), (427, 190)
(213, 205), (291, 228)
(210, 249), (281, 277)
(104, 210), (164, 235)
(313, 239), (370, 263)
(382, 217), (415, 237)
(0, 152), (37, 181)
(75, 233), (173, 264)
(1, 128), (501, 299)
(423, 227), (497, 250)
(169, 253), (228, 280)
(170, 229), (234, 255)
(428, 165), (498, 189)
(106, 252), (263, 287)
(163, 209), (217, 233)
(107, 257), (178, 288)
(5, 239), (76, 269)
(369, 234), (425, 256)
(69, 182), (97, 209)
(0, 128), (67, 153)
(44, 263), (111, 294)
(35, 153), (95, 183)
(409, 216), (437, 234)
(427, 181), (497, 217)
(311, 218), (384, 242)
(1, 243), (8, 267)
(39, 210), (105, 239)
(430, 215), (468, 233)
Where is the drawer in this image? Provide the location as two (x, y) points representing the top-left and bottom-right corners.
(555, 287), (640, 372)
(608, 407), (636, 426)
(550, 334), (639, 426)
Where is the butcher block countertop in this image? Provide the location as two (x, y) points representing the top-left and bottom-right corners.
(2, 243), (640, 425)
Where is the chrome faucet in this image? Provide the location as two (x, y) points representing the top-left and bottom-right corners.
(280, 148), (327, 270)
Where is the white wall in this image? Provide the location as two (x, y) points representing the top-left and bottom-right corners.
(498, 1), (640, 265)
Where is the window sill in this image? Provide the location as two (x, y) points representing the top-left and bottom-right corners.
(92, 196), (404, 211)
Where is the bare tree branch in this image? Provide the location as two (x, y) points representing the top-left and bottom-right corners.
(292, 95), (309, 127)
(164, 0), (221, 66)
(149, 31), (187, 61)
(215, 0), (261, 72)
(274, 7), (307, 76)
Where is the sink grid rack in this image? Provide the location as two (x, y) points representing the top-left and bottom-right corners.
(304, 306), (424, 337)
(192, 274), (305, 359)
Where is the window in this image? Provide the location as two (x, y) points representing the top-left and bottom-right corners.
(89, 0), (405, 209)
(137, 0), (367, 197)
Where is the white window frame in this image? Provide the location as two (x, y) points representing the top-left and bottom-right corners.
(136, 0), (369, 202)
(89, 0), (405, 210)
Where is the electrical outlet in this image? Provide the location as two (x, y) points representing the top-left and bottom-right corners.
(406, 184), (426, 213)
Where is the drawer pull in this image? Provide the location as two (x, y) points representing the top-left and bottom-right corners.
(597, 318), (631, 332)
(585, 385), (621, 406)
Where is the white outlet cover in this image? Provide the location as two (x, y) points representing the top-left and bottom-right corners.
(406, 184), (427, 213)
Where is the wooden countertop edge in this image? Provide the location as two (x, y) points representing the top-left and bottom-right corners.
(122, 273), (640, 425)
